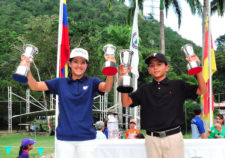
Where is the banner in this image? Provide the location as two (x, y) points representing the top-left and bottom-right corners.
(60, 0), (70, 78)
(130, 0), (139, 78)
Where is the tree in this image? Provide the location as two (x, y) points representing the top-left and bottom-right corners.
(115, 0), (202, 55)
(202, 0), (225, 53)
(215, 34), (225, 52)
(211, 0), (225, 16)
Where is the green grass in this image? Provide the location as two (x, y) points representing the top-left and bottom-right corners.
(0, 134), (54, 158)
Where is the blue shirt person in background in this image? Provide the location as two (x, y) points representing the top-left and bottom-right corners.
(191, 107), (205, 139)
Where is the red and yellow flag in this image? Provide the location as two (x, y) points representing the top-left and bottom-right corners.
(201, 17), (217, 122)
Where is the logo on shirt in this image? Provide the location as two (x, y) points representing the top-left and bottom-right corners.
(83, 86), (88, 90)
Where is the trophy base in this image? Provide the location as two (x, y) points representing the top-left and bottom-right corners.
(117, 86), (133, 93)
(102, 61), (117, 76)
(188, 67), (202, 75)
(12, 74), (28, 83)
(102, 67), (117, 76)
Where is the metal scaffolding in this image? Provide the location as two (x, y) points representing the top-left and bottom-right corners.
(8, 80), (139, 133)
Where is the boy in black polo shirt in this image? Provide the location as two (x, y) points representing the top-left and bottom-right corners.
(119, 52), (207, 158)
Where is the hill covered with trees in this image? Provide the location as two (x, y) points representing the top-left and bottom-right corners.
(0, 0), (224, 130)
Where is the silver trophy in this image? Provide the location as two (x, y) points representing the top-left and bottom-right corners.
(181, 44), (202, 75)
(117, 49), (133, 93)
(12, 44), (39, 83)
(102, 44), (117, 76)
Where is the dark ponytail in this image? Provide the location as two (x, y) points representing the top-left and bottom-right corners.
(17, 145), (28, 158)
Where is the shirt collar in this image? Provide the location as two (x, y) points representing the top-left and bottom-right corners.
(153, 77), (169, 85)
(24, 150), (29, 155)
(67, 75), (88, 84)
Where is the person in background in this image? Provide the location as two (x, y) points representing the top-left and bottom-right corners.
(191, 107), (205, 138)
(95, 121), (107, 139)
(22, 47), (115, 158)
(17, 138), (36, 158)
(103, 118), (108, 138)
(125, 119), (139, 139)
(207, 114), (225, 138)
(214, 123), (223, 138)
(119, 52), (207, 158)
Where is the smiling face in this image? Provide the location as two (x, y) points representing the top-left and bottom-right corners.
(148, 58), (170, 82)
(216, 116), (224, 125)
(68, 57), (88, 79)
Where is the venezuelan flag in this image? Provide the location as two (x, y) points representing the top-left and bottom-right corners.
(60, 0), (70, 78)
(201, 17), (217, 122)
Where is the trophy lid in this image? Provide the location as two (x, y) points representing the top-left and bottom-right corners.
(22, 44), (39, 62)
(181, 43), (194, 57)
(103, 44), (116, 55)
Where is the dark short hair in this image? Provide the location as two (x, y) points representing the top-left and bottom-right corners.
(217, 114), (224, 120)
(193, 107), (202, 115)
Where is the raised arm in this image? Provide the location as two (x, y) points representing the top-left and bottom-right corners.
(27, 72), (48, 91)
(196, 72), (207, 95)
(121, 93), (133, 107)
(98, 56), (116, 92)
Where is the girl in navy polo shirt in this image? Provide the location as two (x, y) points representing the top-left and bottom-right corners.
(18, 138), (36, 158)
(22, 48), (115, 158)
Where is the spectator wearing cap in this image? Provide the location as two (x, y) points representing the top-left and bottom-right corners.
(23, 47), (116, 158)
(125, 119), (139, 139)
(119, 52), (207, 158)
(95, 121), (107, 139)
(191, 107), (205, 138)
(17, 138), (36, 158)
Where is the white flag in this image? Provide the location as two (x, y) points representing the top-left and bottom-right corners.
(130, 0), (139, 78)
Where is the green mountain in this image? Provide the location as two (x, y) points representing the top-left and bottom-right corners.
(0, 0), (224, 129)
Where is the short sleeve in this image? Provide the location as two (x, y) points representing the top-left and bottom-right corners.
(183, 81), (198, 100)
(198, 119), (205, 134)
(129, 86), (143, 107)
(92, 77), (103, 95)
(45, 78), (60, 94)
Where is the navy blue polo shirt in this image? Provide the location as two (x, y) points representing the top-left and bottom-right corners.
(130, 77), (198, 132)
(45, 76), (102, 141)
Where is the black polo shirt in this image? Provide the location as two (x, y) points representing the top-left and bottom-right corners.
(130, 77), (198, 132)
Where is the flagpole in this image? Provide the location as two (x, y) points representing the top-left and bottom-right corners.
(55, 0), (63, 155)
(133, 0), (138, 121)
(130, 0), (139, 127)
(208, 1), (213, 127)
